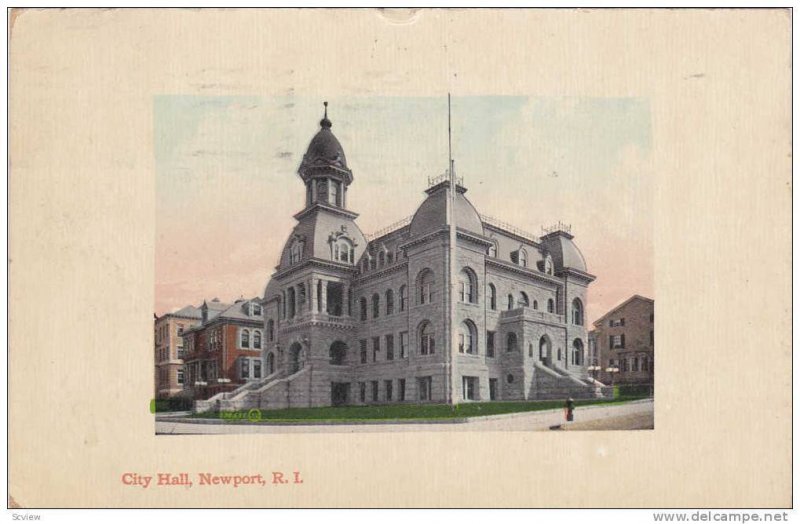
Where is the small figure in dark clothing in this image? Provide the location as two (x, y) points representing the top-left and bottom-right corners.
(564, 397), (575, 422)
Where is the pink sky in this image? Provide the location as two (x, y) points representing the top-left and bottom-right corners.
(155, 96), (653, 324)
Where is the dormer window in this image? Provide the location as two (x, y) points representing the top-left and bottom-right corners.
(250, 303), (262, 316)
(332, 238), (354, 264)
(544, 256), (554, 275)
(510, 248), (528, 267)
(289, 239), (304, 265)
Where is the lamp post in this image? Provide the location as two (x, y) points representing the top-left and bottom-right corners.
(587, 365), (601, 382)
(604, 366), (620, 390)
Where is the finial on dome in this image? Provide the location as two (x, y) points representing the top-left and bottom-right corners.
(320, 101), (332, 129)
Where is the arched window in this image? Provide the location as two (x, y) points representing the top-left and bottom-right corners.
(519, 249), (528, 267)
(266, 352), (275, 375)
(286, 286), (297, 318)
(418, 321), (435, 355)
(372, 293), (380, 319)
(289, 239), (304, 265)
(488, 283), (497, 310)
(361, 259), (369, 272)
(417, 269), (434, 305)
(399, 285), (408, 311)
(459, 268), (477, 303)
(507, 294), (515, 310)
(253, 330), (262, 349)
(241, 329), (250, 348)
(385, 289), (394, 315)
(533, 300), (538, 310)
(506, 332), (518, 352)
(267, 319), (275, 342)
(359, 297), (368, 321)
(572, 298), (584, 325)
(519, 292), (530, 307)
(547, 298), (555, 313)
(458, 320), (477, 354)
(329, 341), (347, 365)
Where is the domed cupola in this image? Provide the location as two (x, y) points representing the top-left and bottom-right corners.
(298, 103), (353, 210)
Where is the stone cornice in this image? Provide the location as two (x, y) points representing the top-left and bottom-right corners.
(272, 257), (359, 281)
(353, 260), (409, 285)
(561, 267), (597, 284)
(293, 202), (359, 222)
(486, 258), (563, 287)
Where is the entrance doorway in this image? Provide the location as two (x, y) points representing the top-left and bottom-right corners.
(331, 382), (350, 406)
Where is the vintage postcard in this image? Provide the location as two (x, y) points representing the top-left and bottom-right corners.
(8, 8), (791, 509)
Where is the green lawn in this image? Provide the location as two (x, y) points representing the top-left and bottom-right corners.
(191, 395), (649, 423)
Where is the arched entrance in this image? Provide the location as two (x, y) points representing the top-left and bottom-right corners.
(572, 338), (584, 366)
(539, 335), (553, 367)
(266, 352), (275, 376)
(289, 342), (304, 374)
(329, 341), (348, 365)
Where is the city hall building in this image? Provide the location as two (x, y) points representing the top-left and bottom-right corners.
(201, 105), (606, 412)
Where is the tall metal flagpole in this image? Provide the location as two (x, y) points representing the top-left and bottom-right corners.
(447, 94), (458, 405)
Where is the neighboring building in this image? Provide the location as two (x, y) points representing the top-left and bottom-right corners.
(202, 104), (605, 412)
(181, 298), (265, 400)
(154, 306), (202, 399)
(589, 295), (654, 385)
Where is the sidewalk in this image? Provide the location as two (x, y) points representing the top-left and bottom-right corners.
(156, 399), (654, 434)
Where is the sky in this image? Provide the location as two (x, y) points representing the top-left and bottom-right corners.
(155, 95), (653, 324)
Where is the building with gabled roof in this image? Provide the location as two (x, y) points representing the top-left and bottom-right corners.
(588, 295), (654, 386)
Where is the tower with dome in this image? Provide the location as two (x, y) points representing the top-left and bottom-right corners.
(203, 103), (605, 412)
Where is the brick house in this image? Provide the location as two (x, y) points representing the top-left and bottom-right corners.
(588, 295), (654, 385)
(181, 298), (265, 400)
(154, 306), (201, 399)
(200, 104), (608, 412)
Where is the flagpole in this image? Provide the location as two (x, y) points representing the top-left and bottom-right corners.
(447, 93), (458, 406)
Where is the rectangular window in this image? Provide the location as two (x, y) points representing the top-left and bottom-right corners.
(609, 318), (626, 327)
(398, 378), (406, 401)
(254, 359), (262, 379)
(489, 378), (498, 401)
(241, 358), (249, 379)
(487, 331), (495, 358)
(632, 357), (639, 372)
(385, 334), (394, 361)
(371, 380), (379, 402)
(385, 380), (393, 401)
(177, 368), (184, 385)
(462, 376), (478, 401)
(417, 376), (432, 401)
(359, 382), (366, 403)
(610, 334), (625, 349)
(177, 324), (184, 336)
(400, 287), (407, 311)
(399, 331), (408, 359)
(372, 337), (380, 362)
(360, 339), (367, 364)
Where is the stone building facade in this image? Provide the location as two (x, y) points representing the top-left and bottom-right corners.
(588, 295), (654, 385)
(154, 306), (201, 399)
(199, 106), (608, 412)
(181, 298), (265, 400)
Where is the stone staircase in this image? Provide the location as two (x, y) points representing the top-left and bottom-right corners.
(532, 361), (611, 400)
